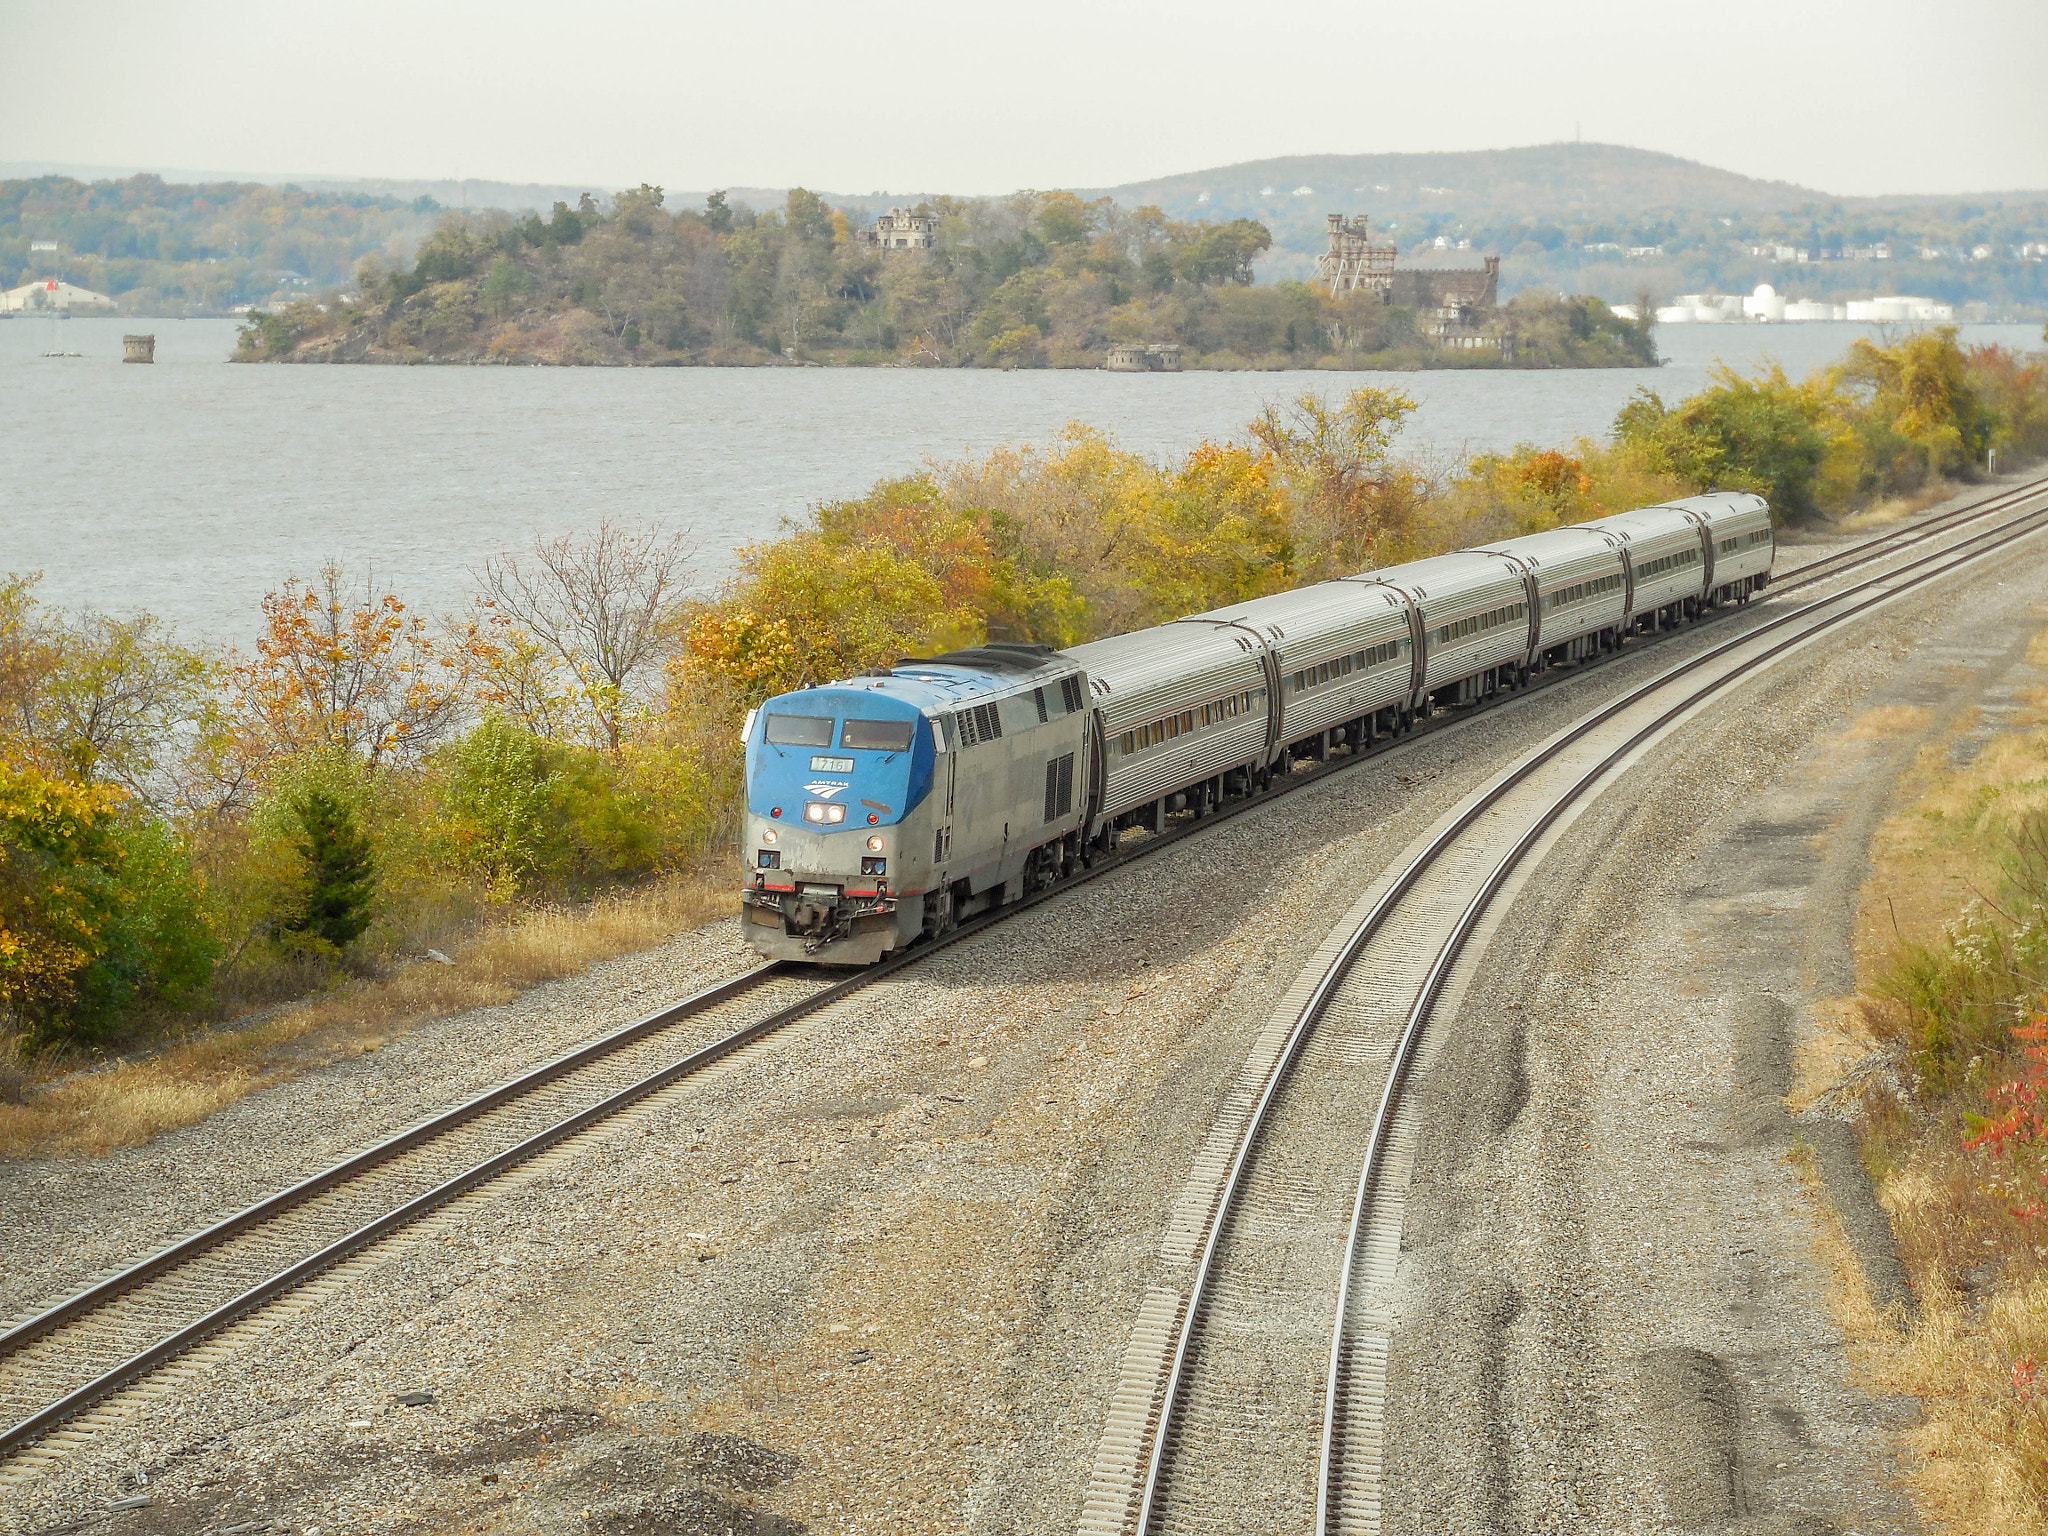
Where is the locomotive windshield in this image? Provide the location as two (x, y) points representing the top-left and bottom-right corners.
(841, 719), (915, 752)
(763, 713), (834, 746)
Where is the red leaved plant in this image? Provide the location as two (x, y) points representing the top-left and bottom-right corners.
(1966, 1014), (2048, 1156)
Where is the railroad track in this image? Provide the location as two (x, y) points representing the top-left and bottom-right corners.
(1771, 473), (2048, 594)
(6, 476), (2043, 1476)
(1095, 477), (2048, 1536)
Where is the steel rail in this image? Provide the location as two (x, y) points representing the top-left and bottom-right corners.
(7, 478), (2033, 1464)
(0, 965), (802, 1361)
(1769, 473), (2048, 595)
(1312, 494), (2048, 1532)
(1127, 484), (2048, 1534)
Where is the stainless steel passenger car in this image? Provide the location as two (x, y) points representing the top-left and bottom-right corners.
(1672, 491), (1775, 602)
(1475, 526), (1630, 664)
(1066, 621), (1270, 834)
(1189, 579), (1417, 767)
(1361, 552), (1534, 710)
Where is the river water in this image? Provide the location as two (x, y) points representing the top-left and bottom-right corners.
(2, 315), (2038, 643)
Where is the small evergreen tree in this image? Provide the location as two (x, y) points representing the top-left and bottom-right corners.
(286, 789), (375, 950)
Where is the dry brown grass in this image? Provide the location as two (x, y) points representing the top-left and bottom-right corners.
(0, 870), (733, 1161)
(1791, 1141), (2048, 1532)
(1851, 703), (2048, 981)
(1806, 628), (2048, 1531)
(1833, 481), (1962, 532)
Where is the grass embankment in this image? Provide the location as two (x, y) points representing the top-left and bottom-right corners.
(1809, 629), (2048, 1530)
(0, 874), (727, 1160)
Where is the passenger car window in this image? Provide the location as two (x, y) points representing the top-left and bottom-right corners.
(764, 714), (834, 746)
(841, 719), (915, 751)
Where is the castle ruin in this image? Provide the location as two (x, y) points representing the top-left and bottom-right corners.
(1315, 214), (1396, 296)
(862, 208), (936, 251)
(1319, 213), (1504, 350)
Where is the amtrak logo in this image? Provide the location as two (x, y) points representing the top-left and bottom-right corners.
(805, 781), (850, 799)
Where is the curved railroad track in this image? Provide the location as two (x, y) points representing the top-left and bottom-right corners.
(1102, 477), (2048, 1536)
(6, 476), (2043, 1475)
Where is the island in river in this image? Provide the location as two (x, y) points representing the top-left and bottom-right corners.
(235, 185), (1656, 372)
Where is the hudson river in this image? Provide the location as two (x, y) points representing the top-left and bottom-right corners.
(2, 316), (2037, 642)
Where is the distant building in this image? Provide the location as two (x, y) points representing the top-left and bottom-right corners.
(1106, 342), (1183, 372)
(863, 208), (935, 251)
(1387, 258), (1499, 315)
(1319, 211), (1504, 347)
(1658, 284), (1952, 324)
(1846, 296), (1953, 321)
(1655, 293), (1745, 323)
(1316, 214), (1395, 296)
(0, 278), (115, 313)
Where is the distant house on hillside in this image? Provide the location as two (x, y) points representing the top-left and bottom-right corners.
(863, 208), (935, 251)
(0, 278), (115, 313)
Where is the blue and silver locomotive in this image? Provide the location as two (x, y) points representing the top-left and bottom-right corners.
(739, 643), (1091, 963)
(739, 493), (1774, 964)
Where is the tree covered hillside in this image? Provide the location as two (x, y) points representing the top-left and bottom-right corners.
(239, 185), (1653, 370)
(1101, 144), (2048, 311)
(0, 175), (443, 313)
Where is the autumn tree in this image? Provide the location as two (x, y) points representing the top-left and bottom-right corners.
(1613, 368), (1831, 516)
(684, 535), (969, 704)
(0, 574), (217, 803)
(234, 565), (467, 772)
(0, 758), (214, 1045)
(1836, 327), (1996, 482)
(475, 521), (693, 752)
(1250, 387), (1422, 575)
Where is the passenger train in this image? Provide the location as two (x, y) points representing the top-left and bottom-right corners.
(738, 492), (1775, 963)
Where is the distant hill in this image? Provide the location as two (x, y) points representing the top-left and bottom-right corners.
(0, 164), (602, 218)
(1088, 142), (1825, 228)
(1079, 143), (2047, 307)
(6, 144), (2042, 317)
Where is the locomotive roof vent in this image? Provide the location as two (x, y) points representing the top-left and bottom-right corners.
(908, 643), (1057, 674)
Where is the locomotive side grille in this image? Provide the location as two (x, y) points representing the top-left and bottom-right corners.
(1044, 753), (1075, 822)
(1061, 675), (1084, 712)
(953, 702), (1006, 747)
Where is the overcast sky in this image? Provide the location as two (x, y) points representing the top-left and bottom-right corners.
(3, 0), (2043, 198)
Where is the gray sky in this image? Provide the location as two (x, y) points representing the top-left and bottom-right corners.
(4, 0), (2043, 198)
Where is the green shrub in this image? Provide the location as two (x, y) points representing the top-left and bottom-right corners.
(437, 716), (557, 897)
(283, 789), (376, 952)
(0, 761), (217, 1047)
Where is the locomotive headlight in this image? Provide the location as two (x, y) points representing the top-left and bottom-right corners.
(866, 834), (885, 852)
(760, 828), (779, 844)
(803, 802), (846, 824)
